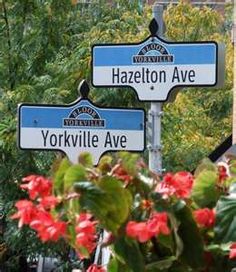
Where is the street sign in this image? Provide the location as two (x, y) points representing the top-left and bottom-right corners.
(92, 23), (218, 102)
(18, 82), (145, 165)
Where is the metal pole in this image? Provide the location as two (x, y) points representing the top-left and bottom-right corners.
(95, 4), (165, 268)
(148, 4), (164, 174)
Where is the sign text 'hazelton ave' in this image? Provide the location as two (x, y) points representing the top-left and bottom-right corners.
(92, 36), (218, 101)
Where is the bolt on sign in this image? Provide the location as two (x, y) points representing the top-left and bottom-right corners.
(92, 19), (218, 102)
(18, 81), (145, 165)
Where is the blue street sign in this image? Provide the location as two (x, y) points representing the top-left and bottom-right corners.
(92, 36), (218, 101)
(18, 98), (145, 165)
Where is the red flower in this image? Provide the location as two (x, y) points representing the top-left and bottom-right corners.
(155, 172), (193, 199)
(217, 163), (229, 182)
(30, 210), (66, 242)
(41, 221), (67, 242)
(77, 212), (93, 222)
(11, 200), (37, 228)
(29, 209), (53, 231)
(87, 264), (106, 272)
(126, 212), (170, 243)
(155, 179), (175, 199)
(12, 198), (66, 242)
(75, 213), (97, 259)
(229, 243), (236, 259)
(38, 196), (59, 209)
(126, 221), (151, 243)
(194, 208), (215, 228)
(171, 172), (193, 198)
(147, 212), (170, 236)
(21, 175), (52, 200)
(112, 164), (133, 185)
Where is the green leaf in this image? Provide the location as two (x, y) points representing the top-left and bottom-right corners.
(194, 158), (217, 178)
(114, 237), (145, 272)
(146, 256), (176, 271)
(107, 257), (131, 272)
(215, 185), (236, 243)
(68, 198), (80, 215)
(97, 155), (112, 174)
(173, 203), (204, 269)
(118, 152), (139, 175)
(78, 152), (93, 167)
(229, 182), (236, 194)
(75, 177), (132, 233)
(108, 258), (119, 272)
(99, 177), (132, 232)
(229, 159), (236, 175)
(206, 243), (231, 255)
(53, 158), (71, 194)
(192, 170), (220, 208)
(67, 224), (77, 246)
(64, 164), (86, 191)
(74, 182), (106, 218)
(157, 233), (174, 253)
(168, 212), (183, 258)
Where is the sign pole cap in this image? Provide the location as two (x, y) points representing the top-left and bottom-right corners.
(78, 80), (90, 99)
(149, 18), (159, 36)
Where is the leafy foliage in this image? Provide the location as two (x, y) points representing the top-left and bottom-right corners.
(192, 170), (220, 208)
(215, 183), (236, 243)
(10, 151), (236, 272)
(114, 237), (145, 272)
(75, 177), (132, 233)
(173, 203), (204, 269)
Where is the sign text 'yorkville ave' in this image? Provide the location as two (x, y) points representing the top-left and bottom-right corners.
(18, 92), (145, 165)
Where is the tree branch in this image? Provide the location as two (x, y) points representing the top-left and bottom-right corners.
(2, 0), (15, 90)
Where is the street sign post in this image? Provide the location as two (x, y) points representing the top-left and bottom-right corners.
(18, 81), (145, 165)
(92, 21), (218, 102)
